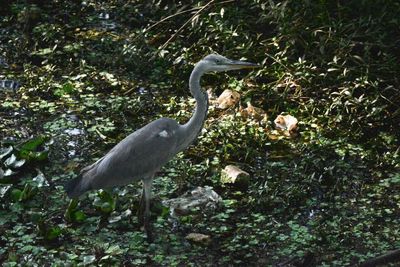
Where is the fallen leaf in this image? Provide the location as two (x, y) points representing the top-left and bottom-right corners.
(186, 233), (211, 245)
(221, 165), (250, 186)
(274, 114), (299, 136)
(239, 101), (268, 121)
(217, 89), (240, 109)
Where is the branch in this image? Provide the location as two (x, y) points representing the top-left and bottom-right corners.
(145, 0), (235, 33)
(359, 249), (400, 267)
(144, 7), (201, 33)
(155, 0), (216, 56)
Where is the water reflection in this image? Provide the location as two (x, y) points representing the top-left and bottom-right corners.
(98, 11), (116, 30)
(137, 87), (148, 95)
(64, 128), (85, 136)
(67, 140), (77, 157)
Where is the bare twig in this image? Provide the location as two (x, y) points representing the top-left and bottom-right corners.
(152, 0), (216, 59)
(145, 7), (201, 33)
(146, 0), (235, 33)
(264, 52), (291, 71)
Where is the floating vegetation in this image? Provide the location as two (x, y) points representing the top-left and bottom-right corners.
(0, 0), (399, 266)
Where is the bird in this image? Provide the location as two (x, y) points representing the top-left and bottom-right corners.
(64, 54), (259, 240)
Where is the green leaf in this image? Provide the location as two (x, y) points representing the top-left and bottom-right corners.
(0, 146), (13, 159)
(54, 82), (75, 96)
(31, 47), (54, 56)
(32, 169), (49, 187)
(46, 226), (62, 240)
(0, 185), (12, 198)
(19, 184), (38, 201)
(73, 210), (86, 222)
(105, 245), (123, 255)
(10, 188), (22, 202)
(83, 255), (96, 265)
(3, 169), (16, 177)
(4, 154), (26, 169)
(101, 202), (112, 213)
(18, 136), (49, 161)
(20, 136), (46, 151)
(4, 154), (16, 167)
(93, 190), (116, 214)
(64, 198), (79, 222)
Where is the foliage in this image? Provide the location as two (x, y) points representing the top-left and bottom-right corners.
(0, 0), (399, 266)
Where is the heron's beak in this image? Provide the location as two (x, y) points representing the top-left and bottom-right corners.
(227, 59), (260, 69)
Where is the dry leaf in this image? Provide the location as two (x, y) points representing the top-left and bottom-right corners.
(274, 114), (299, 136)
(186, 233), (211, 245)
(239, 101), (268, 121)
(217, 89), (240, 109)
(221, 165), (250, 186)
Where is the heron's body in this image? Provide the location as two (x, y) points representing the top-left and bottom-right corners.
(65, 54), (258, 240)
(66, 118), (181, 196)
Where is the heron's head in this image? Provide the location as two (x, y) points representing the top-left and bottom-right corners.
(198, 54), (260, 73)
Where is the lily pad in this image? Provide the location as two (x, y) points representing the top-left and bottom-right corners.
(18, 136), (49, 161)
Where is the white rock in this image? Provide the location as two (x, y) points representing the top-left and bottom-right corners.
(162, 186), (222, 217)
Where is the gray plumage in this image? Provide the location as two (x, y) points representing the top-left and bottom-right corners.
(66, 118), (181, 197)
(64, 54), (259, 240)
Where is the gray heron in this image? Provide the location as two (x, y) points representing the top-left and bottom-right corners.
(65, 54), (259, 240)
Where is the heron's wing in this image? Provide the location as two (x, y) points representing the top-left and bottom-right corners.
(81, 118), (180, 189)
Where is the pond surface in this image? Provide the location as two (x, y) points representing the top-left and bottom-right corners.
(0, 1), (399, 266)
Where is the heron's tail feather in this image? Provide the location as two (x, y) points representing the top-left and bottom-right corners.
(64, 175), (89, 198)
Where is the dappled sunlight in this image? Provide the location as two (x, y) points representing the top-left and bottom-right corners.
(0, 1), (399, 266)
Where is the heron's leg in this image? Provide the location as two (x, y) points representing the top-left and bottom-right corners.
(137, 186), (145, 225)
(142, 176), (154, 242)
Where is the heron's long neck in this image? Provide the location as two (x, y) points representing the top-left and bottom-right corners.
(179, 66), (208, 150)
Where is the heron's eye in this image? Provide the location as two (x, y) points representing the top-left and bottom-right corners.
(215, 59), (221, 64)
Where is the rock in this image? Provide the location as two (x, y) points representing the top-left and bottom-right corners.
(220, 165), (250, 186)
(186, 233), (211, 245)
(217, 89), (240, 109)
(274, 114), (299, 136)
(162, 186), (222, 217)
